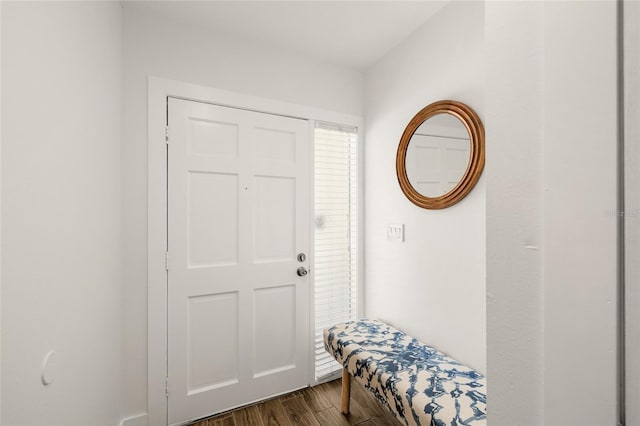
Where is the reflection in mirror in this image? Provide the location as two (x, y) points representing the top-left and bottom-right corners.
(405, 113), (470, 198)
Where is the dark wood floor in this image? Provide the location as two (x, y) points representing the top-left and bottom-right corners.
(189, 378), (399, 426)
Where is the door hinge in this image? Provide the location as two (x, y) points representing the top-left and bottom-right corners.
(165, 377), (169, 398)
(165, 252), (169, 271)
(165, 126), (169, 144)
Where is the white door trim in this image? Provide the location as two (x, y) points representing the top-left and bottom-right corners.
(623, 1), (640, 424)
(147, 77), (363, 426)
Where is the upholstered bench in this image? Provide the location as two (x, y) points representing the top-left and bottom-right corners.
(323, 319), (486, 426)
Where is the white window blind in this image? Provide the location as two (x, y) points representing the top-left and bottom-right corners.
(313, 121), (358, 381)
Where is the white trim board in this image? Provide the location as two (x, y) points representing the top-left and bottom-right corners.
(0, 1), (3, 420)
(119, 413), (148, 426)
(147, 77), (364, 425)
(624, 1), (640, 424)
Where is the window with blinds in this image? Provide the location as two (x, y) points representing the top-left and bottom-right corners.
(313, 121), (359, 381)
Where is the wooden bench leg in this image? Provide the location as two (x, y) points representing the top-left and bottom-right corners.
(340, 367), (351, 415)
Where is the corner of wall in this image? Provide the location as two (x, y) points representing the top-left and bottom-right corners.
(484, 1), (545, 424)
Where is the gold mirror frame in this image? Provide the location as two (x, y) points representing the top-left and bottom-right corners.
(396, 100), (485, 209)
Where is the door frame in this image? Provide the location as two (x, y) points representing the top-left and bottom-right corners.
(623, 1), (640, 424)
(147, 77), (363, 426)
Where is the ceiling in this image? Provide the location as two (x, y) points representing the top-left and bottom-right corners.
(123, 1), (448, 71)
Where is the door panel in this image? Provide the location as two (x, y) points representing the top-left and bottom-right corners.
(253, 284), (297, 376)
(187, 292), (239, 393)
(188, 172), (239, 267)
(407, 134), (469, 195)
(167, 98), (310, 425)
(254, 176), (296, 261)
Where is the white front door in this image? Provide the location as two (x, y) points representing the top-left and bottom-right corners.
(167, 98), (311, 425)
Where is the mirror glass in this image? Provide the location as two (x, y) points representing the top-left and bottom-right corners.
(405, 113), (470, 198)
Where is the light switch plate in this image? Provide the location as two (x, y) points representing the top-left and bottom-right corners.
(387, 223), (404, 242)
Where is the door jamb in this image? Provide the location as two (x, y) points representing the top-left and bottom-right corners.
(147, 77), (363, 425)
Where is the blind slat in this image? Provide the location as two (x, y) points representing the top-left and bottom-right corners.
(313, 123), (358, 381)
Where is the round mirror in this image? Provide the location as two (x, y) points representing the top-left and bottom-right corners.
(396, 100), (484, 209)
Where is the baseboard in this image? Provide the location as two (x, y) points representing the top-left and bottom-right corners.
(119, 413), (148, 426)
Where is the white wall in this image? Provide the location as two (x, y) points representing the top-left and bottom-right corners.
(121, 6), (364, 419)
(1, 2), (123, 425)
(363, 1), (486, 373)
(543, 3), (618, 424)
(485, 2), (544, 424)
(486, 2), (619, 425)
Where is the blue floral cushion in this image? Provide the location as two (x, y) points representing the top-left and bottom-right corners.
(324, 319), (486, 426)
